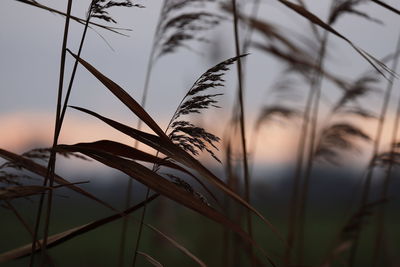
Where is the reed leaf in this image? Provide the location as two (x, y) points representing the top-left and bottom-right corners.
(321, 199), (386, 267)
(0, 194), (159, 263)
(14, 0), (131, 35)
(55, 146), (274, 265)
(329, 0), (382, 25)
(66, 50), (168, 140)
(371, 0), (400, 16)
(277, 0), (395, 78)
(69, 106), (283, 242)
(0, 148), (117, 212)
(0, 186), (49, 200)
(57, 140), (219, 203)
(137, 251), (163, 267)
(0, 194), (211, 266)
(146, 223), (207, 267)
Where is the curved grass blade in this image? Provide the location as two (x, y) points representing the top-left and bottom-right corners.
(0, 194), (207, 267)
(0, 148), (117, 212)
(60, 146), (275, 265)
(58, 140), (219, 204)
(14, 0), (131, 36)
(145, 224), (207, 267)
(66, 50), (168, 140)
(0, 194), (159, 263)
(0, 186), (49, 200)
(137, 251), (163, 267)
(69, 106), (285, 243)
(277, 0), (395, 78)
(3, 201), (54, 265)
(371, 0), (400, 16)
(0, 183), (84, 200)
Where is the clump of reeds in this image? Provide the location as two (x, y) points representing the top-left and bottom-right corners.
(1, 0), (400, 266)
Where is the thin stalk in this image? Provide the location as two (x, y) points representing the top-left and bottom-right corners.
(242, 0), (261, 54)
(295, 0), (321, 41)
(5, 200), (35, 237)
(283, 5), (336, 263)
(41, 3), (96, 266)
(230, 0), (260, 181)
(222, 190), (231, 267)
(222, 140), (241, 267)
(5, 201), (54, 266)
(231, 0), (253, 248)
(372, 31), (400, 267)
(347, 34), (399, 267)
(284, 108), (311, 265)
(296, 32), (329, 265)
(30, 1), (73, 266)
(284, 67), (314, 266)
(229, 0), (261, 127)
(58, 3), (95, 136)
(119, 30), (156, 267)
(131, 58), (203, 266)
(131, 13), (249, 261)
(131, 188), (151, 266)
(126, 4), (167, 267)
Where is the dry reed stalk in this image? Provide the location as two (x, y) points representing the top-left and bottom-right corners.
(119, 3), (162, 264)
(4, 201), (55, 266)
(14, 0), (131, 35)
(231, 1), (254, 259)
(10, 1), (136, 265)
(371, 0), (400, 15)
(284, 28), (328, 267)
(283, 1), (388, 263)
(66, 48), (282, 263)
(58, 2), (95, 135)
(347, 44), (399, 267)
(296, 32), (329, 265)
(1, 193), (211, 267)
(131, 188), (150, 267)
(372, 32), (400, 267)
(29, 1), (72, 266)
(284, 69), (313, 266)
(0, 194), (159, 263)
(41, 1), (136, 265)
(284, 2), (351, 263)
(129, 2), (225, 263)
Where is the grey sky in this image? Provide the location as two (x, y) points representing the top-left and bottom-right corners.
(1, 0), (400, 165)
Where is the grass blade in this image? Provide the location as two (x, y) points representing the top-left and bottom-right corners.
(14, 0), (130, 35)
(277, 0), (394, 78)
(145, 224), (207, 267)
(66, 50), (167, 139)
(59, 146), (275, 265)
(0, 186), (49, 200)
(70, 106), (284, 242)
(58, 140), (219, 203)
(0, 195), (207, 267)
(371, 0), (400, 15)
(0, 194), (159, 263)
(0, 148), (117, 212)
(137, 252), (163, 267)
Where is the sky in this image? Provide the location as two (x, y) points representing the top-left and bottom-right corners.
(1, 0), (400, 172)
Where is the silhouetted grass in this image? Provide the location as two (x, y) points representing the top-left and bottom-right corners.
(1, 0), (400, 266)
